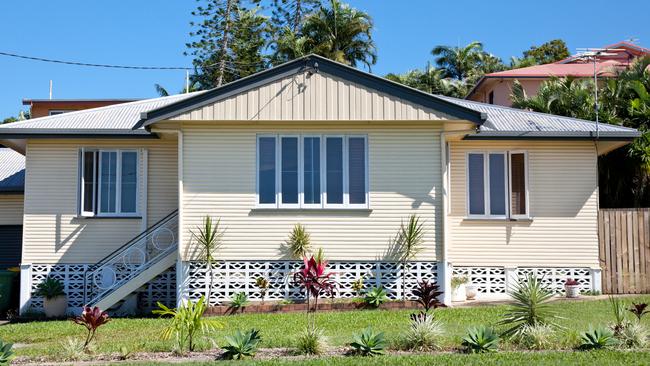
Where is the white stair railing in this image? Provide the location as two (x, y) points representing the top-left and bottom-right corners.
(83, 211), (179, 307)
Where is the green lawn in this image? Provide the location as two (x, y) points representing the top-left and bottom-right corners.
(1, 296), (649, 363)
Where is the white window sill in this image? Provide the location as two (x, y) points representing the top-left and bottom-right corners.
(462, 217), (532, 223)
(251, 207), (372, 213)
(74, 215), (142, 220)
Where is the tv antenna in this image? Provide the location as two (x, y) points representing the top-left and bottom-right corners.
(575, 47), (624, 138)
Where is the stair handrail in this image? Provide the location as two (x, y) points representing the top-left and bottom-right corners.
(83, 210), (179, 305)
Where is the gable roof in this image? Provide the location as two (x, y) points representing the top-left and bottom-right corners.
(0, 148), (25, 193)
(439, 96), (640, 140)
(135, 54), (487, 129)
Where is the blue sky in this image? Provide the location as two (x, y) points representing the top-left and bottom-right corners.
(1, 0), (649, 118)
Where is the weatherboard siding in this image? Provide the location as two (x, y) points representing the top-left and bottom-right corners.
(170, 72), (453, 122)
(447, 140), (599, 267)
(180, 123), (442, 261)
(0, 195), (23, 225)
(22, 138), (178, 264)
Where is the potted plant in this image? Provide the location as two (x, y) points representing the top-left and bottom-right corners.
(451, 276), (468, 302)
(465, 282), (478, 301)
(564, 278), (580, 298)
(35, 277), (67, 317)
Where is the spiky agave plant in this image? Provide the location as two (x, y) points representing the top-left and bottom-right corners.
(499, 274), (560, 337)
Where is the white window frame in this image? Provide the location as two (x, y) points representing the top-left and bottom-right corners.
(466, 150), (528, 219)
(255, 134), (369, 209)
(508, 150), (530, 219)
(79, 148), (140, 217)
(48, 110), (68, 116)
(80, 149), (97, 217)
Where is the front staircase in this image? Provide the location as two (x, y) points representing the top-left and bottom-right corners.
(83, 210), (179, 310)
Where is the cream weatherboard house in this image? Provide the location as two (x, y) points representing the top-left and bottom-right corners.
(0, 55), (639, 315)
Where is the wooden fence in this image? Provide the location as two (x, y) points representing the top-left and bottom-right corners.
(599, 208), (650, 294)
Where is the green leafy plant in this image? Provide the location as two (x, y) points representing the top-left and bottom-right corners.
(451, 276), (468, 290)
(462, 326), (500, 353)
(609, 296), (630, 335)
(228, 292), (250, 314)
(0, 339), (14, 365)
(72, 306), (111, 350)
(516, 324), (556, 350)
(284, 224), (311, 259)
(35, 277), (65, 299)
(619, 322), (649, 349)
(191, 216), (224, 301)
(255, 277), (269, 305)
(363, 286), (388, 308)
(222, 329), (262, 359)
(399, 316), (444, 351)
(153, 296), (222, 353)
(351, 276), (365, 296)
(279, 299), (294, 305)
(628, 302), (649, 322)
(578, 326), (618, 350)
(385, 214), (425, 299)
(350, 327), (386, 356)
(295, 327), (326, 355)
(499, 274), (560, 337)
(59, 337), (87, 361)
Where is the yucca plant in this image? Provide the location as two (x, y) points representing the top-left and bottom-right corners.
(296, 327), (327, 355)
(0, 339), (14, 365)
(350, 327), (386, 356)
(153, 296), (222, 353)
(72, 306), (111, 350)
(400, 316), (444, 351)
(499, 274), (560, 337)
(385, 215), (425, 299)
(462, 326), (500, 353)
(191, 216), (224, 301)
(222, 329), (262, 359)
(609, 296), (629, 335)
(363, 286), (388, 308)
(285, 224), (311, 259)
(578, 326), (618, 350)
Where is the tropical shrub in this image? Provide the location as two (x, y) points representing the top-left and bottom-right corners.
(0, 339), (14, 365)
(619, 322), (649, 349)
(399, 316), (444, 351)
(153, 296), (222, 353)
(351, 276), (365, 296)
(578, 326), (618, 350)
(295, 327), (327, 355)
(228, 292), (250, 314)
(350, 327), (386, 356)
(628, 302), (649, 322)
(411, 279), (442, 321)
(222, 329), (262, 360)
(255, 277), (269, 304)
(451, 276), (468, 290)
(609, 296), (630, 335)
(499, 274), (560, 337)
(462, 326), (499, 353)
(191, 216), (223, 301)
(35, 277), (65, 299)
(515, 324), (556, 350)
(72, 306), (110, 350)
(285, 224), (311, 259)
(385, 214), (425, 299)
(363, 286), (388, 308)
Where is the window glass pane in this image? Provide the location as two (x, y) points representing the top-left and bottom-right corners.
(281, 137), (299, 204)
(511, 153), (527, 215)
(489, 153), (506, 215)
(326, 137), (343, 204)
(258, 137), (276, 204)
(303, 137), (321, 204)
(82, 151), (96, 213)
(348, 137), (366, 204)
(468, 153), (485, 215)
(100, 151), (117, 213)
(120, 152), (138, 213)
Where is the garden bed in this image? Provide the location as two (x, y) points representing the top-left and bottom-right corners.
(205, 299), (422, 316)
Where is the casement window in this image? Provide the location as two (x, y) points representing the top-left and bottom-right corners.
(78, 149), (139, 217)
(467, 151), (528, 219)
(257, 134), (368, 209)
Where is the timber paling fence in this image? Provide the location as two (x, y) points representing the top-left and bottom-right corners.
(599, 208), (650, 294)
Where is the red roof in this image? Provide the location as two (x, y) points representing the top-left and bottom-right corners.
(484, 60), (625, 78)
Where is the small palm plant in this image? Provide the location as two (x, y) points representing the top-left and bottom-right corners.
(385, 214), (425, 300)
(153, 296), (222, 353)
(350, 327), (386, 356)
(462, 326), (500, 353)
(499, 274), (560, 337)
(222, 329), (262, 359)
(284, 224), (311, 259)
(191, 216), (224, 301)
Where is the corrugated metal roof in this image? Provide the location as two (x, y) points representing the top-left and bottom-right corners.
(438, 95), (640, 138)
(0, 92), (203, 133)
(0, 148), (25, 192)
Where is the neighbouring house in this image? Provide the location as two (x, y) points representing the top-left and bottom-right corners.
(467, 41), (650, 106)
(0, 147), (25, 269)
(23, 98), (138, 118)
(0, 55), (639, 315)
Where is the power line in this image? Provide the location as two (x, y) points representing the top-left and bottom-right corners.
(0, 51), (193, 70)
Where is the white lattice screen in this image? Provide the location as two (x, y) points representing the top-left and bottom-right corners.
(29, 264), (176, 313)
(187, 260), (439, 305)
(517, 267), (592, 293)
(452, 266), (507, 294)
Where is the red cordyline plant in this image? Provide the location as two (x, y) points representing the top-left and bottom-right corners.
(73, 306), (111, 349)
(293, 255), (337, 329)
(564, 278), (579, 286)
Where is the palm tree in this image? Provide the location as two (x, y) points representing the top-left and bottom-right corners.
(274, 0), (376, 69)
(431, 41), (484, 80)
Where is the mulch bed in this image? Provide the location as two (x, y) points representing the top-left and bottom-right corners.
(205, 299), (423, 316)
